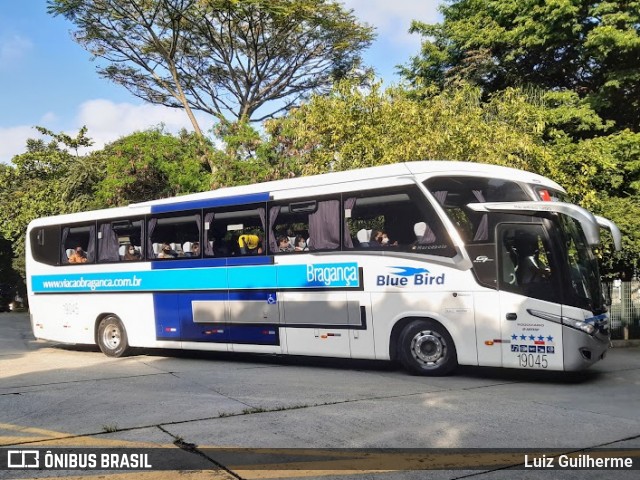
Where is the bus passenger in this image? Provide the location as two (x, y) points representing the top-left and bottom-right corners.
(278, 235), (294, 252)
(238, 234), (263, 255)
(158, 243), (177, 259)
(294, 235), (308, 251)
(69, 246), (87, 263)
(373, 230), (397, 247)
(124, 244), (141, 261)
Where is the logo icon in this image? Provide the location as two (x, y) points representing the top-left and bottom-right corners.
(7, 450), (40, 469)
(473, 256), (494, 263)
(389, 266), (430, 276)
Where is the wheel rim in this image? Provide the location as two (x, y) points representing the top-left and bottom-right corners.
(410, 330), (446, 367)
(102, 322), (121, 350)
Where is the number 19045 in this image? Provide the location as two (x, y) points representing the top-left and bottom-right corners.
(517, 354), (548, 369)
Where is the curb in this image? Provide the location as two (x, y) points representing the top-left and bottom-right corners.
(610, 339), (640, 348)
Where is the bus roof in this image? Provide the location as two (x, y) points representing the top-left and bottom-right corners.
(28, 160), (564, 227)
(134, 160), (563, 208)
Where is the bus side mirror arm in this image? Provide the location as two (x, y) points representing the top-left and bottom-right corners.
(593, 215), (622, 252)
(466, 201), (601, 247)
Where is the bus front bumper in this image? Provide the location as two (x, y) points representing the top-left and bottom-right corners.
(562, 326), (609, 371)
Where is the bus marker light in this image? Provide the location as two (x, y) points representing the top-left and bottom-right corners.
(484, 340), (494, 346)
(539, 189), (552, 201)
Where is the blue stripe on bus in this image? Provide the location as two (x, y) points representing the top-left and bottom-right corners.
(151, 257), (228, 270)
(31, 262), (360, 293)
(150, 256), (273, 270)
(150, 192), (269, 214)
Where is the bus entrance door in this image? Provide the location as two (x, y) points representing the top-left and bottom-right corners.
(497, 224), (564, 370)
(498, 290), (563, 370)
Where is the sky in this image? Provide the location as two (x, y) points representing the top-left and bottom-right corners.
(0, 0), (442, 164)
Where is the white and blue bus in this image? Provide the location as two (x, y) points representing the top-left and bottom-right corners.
(26, 161), (621, 375)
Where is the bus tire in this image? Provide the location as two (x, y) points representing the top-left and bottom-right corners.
(397, 319), (457, 376)
(97, 315), (131, 358)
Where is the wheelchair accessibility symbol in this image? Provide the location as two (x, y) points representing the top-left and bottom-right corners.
(267, 295), (276, 304)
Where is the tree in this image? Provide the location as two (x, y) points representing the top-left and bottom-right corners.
(0, 128), (104, 280)
(94, 128), (213, 206)
(210, 120), (303, 188)
(400, 0), (640, 132)
(48, 0), (375, 132)
(267, 80), (552, 175)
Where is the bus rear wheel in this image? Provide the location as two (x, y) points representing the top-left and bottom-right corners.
(398, 320), (457, 376)
(97, 315), (131, 358)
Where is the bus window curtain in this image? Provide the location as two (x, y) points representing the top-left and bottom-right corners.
(204, 212), (215, 256)
(417, 223), (437, 244)
(309, 200), (340, 250)
(433, 191), (447, 205)
(147, 218), (157, 259)
(268, 206), (281, 253)
(61, 227), (70, 264)
(86, 225), (96, 262)
(343, 197), (356, 248)
(98, 223), (119, 262)
(257, 207), (266, 254)
(472, 190), (489, 241)
(194, 213), (202, 246)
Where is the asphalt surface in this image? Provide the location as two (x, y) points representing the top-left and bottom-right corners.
(1, 311), (640, 479)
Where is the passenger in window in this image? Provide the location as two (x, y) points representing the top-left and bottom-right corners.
(124, 244), (141, 261)
(373, 230), (397, 247)
(69, 246), (87, 264)
(157, 243), (177, 259)
(277, 235), (294, 252)
(294, 235), (308, 252)
(238, 233), (263, 255)
(190, 242), (200, 257)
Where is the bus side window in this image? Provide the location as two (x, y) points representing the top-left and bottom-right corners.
(344, 186), (455, 257)
(147, 212), (201, 260)
(98, 219), (144, 263)
(204, 203), (267, 257)
(61, 223), (96, 264)
(268, 197), (340, 254)
(30, 225), (60, 266)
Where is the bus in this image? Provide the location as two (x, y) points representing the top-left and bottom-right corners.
(26, 161), (621, 375)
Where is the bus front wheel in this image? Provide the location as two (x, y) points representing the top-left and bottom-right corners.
(397, 320), (457, 376)
(97, 315), (131, 358)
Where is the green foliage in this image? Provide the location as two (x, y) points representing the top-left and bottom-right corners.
(0, 127), (105, 279)
(267, 80), (551, 175)
(401, 0), (640, 133)
(597, 195), (640, 276)
(48, 0), (375, 127)
(95, 129), (213, 206)
(210, 120), (303, 188)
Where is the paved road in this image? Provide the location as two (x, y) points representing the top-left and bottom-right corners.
(1, 311), (640, 479)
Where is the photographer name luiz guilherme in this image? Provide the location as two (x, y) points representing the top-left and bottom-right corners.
(525, 453), (634, 469)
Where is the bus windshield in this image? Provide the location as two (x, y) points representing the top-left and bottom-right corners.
(558, 215), (604, 313)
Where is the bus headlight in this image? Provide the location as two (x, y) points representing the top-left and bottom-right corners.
(563, 317), (595, 335)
